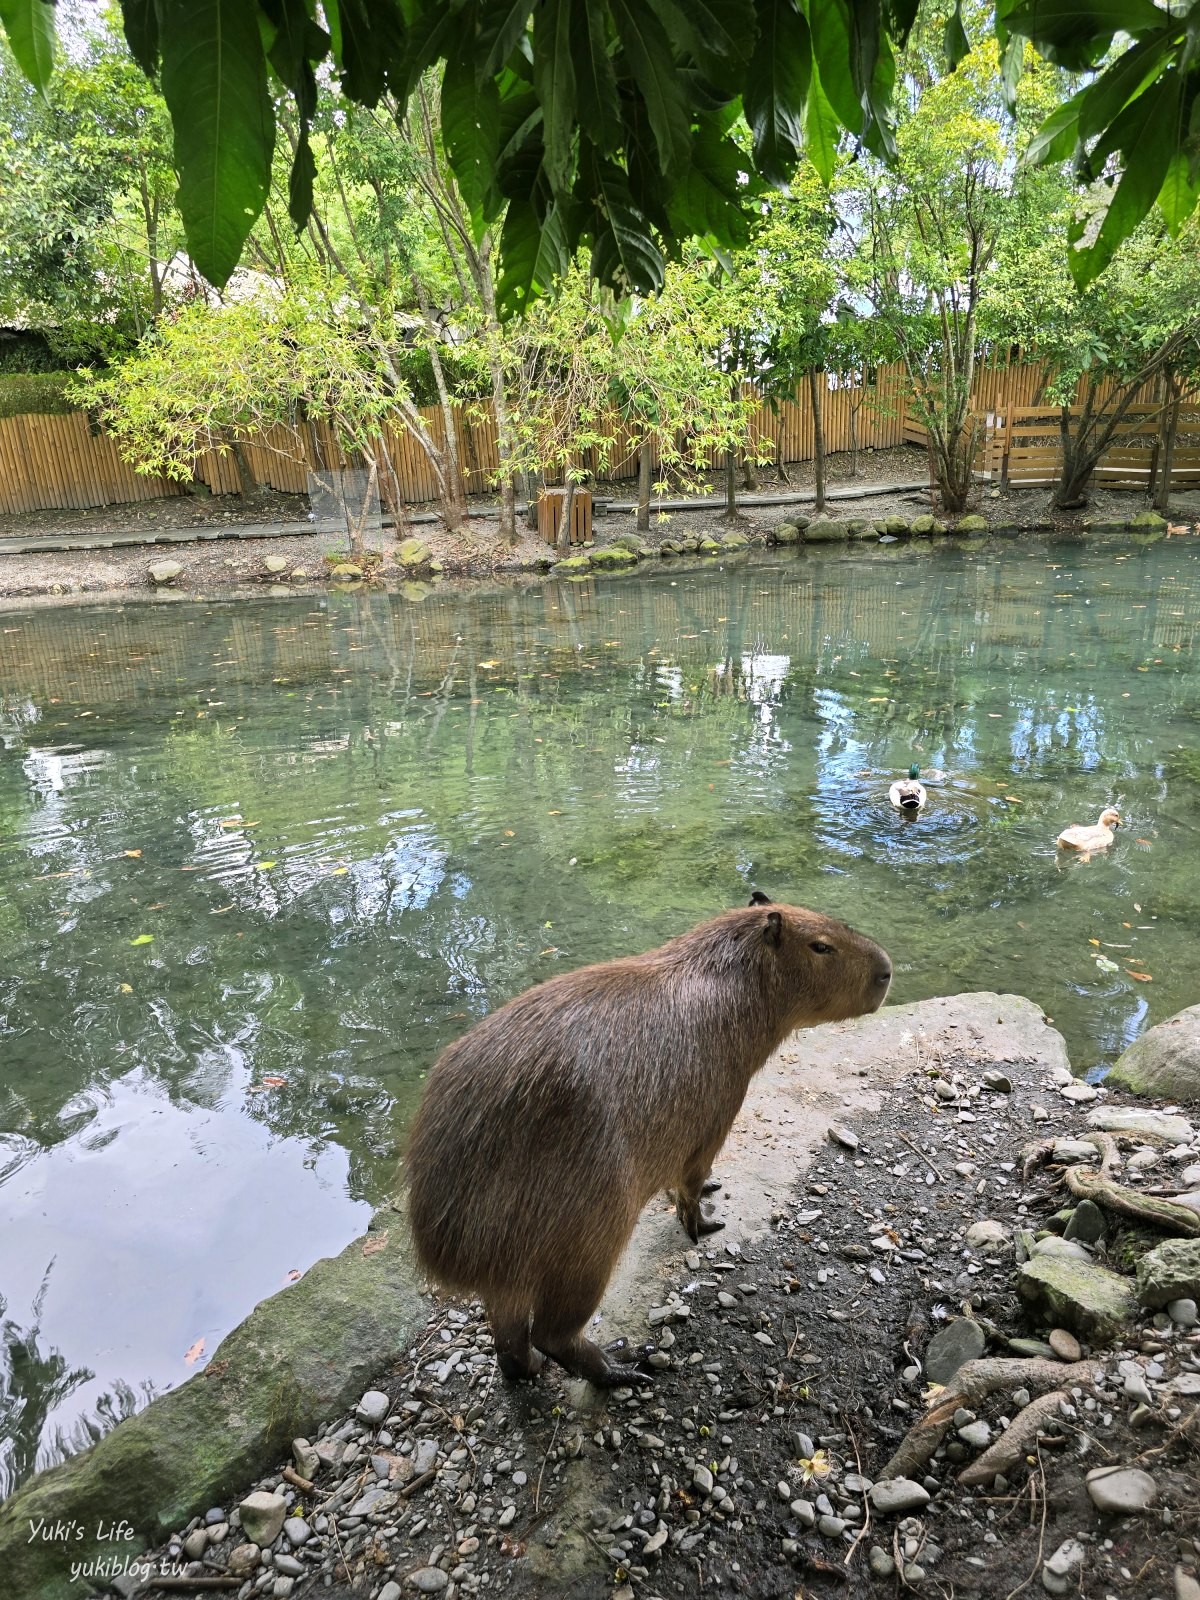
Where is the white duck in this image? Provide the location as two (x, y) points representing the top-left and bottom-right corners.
(889, 763), (927, 815)
(1056, 807), (1121, 852)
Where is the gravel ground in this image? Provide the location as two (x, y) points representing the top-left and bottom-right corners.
(120, 1046), (1200, 1600)
(0, 446), (1190, 604)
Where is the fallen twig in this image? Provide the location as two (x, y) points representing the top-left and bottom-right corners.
(534, 1412), (562, 1515)
(282, 1465), (314, 1494)
(898, 1130), (943, 1181)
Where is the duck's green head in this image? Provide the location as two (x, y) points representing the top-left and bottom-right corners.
(908, 763), (920, 780)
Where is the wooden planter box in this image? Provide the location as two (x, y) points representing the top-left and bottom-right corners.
(537, 486), (592, 545)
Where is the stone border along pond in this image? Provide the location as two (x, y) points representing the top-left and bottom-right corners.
(4, 992), (1200, 1599)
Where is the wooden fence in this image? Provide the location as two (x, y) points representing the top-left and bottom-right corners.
(0, 356), (1194, 519)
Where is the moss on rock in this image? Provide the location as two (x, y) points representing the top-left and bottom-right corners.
(552, 554), (592, 574)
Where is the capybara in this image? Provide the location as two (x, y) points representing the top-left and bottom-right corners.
(405, 894), (892, 1387)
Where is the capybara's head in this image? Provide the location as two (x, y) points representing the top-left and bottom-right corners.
(745, 891), (892, 1027)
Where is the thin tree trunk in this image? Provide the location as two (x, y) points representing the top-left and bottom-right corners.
(809, 367), (826, 514)
(559, 479), (576, 550)
(411, 275), (469, 533)
(848, 399), (860, 478)
(477, 258), (517, 543)
(1155, 376), (1182, 513)
(742, 451), (757, 491)
(637, 440), (653, 533)
(229, 437), (259, 502)
(724, 449), (737, 518)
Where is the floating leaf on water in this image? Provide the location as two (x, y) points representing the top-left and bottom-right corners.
(1126, 970), (1153, 982)
(123, 849), (142, 859)
(1094, 956), (1119, 973)
(129, 934), (154, 946)
(119, 982), (133, 993)
(256, 861), (277, 870)
(261, 1075), (287, 1088)
(183, 1337), (205, 1365)
(329, 866), (349, 875)
(1088, 939), (1100, 947)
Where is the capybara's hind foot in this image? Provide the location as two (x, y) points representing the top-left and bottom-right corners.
(497, 1347), (546, 1381)
(492, 1318), (546, 1382)
(679, 1193), (726, 1242)
(696, 1208), (726, 1237)
(537, 1332), (654, 1387)
(701, 1176), (722, 1195)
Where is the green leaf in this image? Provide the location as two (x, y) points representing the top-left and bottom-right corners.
(1158, 150), (1199, 235)
(121, 0), (160, 76)
(944, 2), (970, 71)
(744, 0), (811, 186)
(1024, 93), (1084, 167)
(261, 0), (329, 118)
(0, 0), (56, 90)
(666, 114), (752, 244)
(532, 0), (576, 189)
(803, 63), (841, 185)
(496, 192), (570, 317)
(1076, 33), (1176, 144)
(807, 0), (863, 135)
(999, 31), (1025, 111)
(610, 0), (692, 177)
(1069, 74), (1183, 288)
(645, 0), (756, 85)
(589, 158), (666, 296)
(480, 0), (533, 74)
(325, 0), (386, 104)
(158, 0), (277, 288)
(1001, 0), (1167, 70)
(442, 37), (502, 240)
(571, 0), (622, 157)
(288, 127), (317, 231)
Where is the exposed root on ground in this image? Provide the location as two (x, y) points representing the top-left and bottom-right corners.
(878, 1359), (1095, 1483)
(1021, 1132), (1200, 1236)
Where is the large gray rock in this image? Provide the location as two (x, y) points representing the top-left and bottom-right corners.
(1086, 1107), (1195, 1143)
(148, 559), (183, 584)
(0, 1208), (423, 1600)
(1108, 1005), (1200, 1101)
(1017, 1255), (1138, 1343)
(1136, 1239), (1200, 1309)
(239, 1491), (286, 1547)
(803, 516), (849, 542)
(870, 1478), (930, 1515)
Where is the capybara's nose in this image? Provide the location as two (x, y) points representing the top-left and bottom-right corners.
(874, 957), (893, 989)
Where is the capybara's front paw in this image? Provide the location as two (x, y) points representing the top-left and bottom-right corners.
(595, 1359), (655, 1388)
(696, 1207), (726, 1236)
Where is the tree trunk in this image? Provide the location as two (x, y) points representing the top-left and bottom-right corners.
(559, 479), (576, 551)
(411, 275), (469, 533)
(1155, 376), (1182, 514)
(522, 470), (539, 530)
(229, 437), (259, 502)
(809, 367), (826, 514)
(742, 451), (757, 491)
(724, 448), (737, 518)
(848, 399), (860, 478)
(477, 260), (518, 543)
(637, 440), (653, 533)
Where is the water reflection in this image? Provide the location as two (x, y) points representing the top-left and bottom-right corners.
(1, 535), (1199, 1491)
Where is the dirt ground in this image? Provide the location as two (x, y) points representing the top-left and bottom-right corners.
(124, 1000), (1200, 1600)
(0, 446), (1189, 605)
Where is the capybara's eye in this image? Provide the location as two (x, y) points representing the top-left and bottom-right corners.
(809, 940), (835, 955)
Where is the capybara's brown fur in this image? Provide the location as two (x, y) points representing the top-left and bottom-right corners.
(406, 896), (891, 1386)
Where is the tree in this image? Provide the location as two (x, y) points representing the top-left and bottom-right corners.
(986, 214), (1200, 509)
(844, 37), (1065, 511)
(9, 1), (1192, 309)
(71, 285), (400, 548)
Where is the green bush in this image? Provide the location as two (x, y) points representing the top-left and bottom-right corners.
(0, 372), (79, 418)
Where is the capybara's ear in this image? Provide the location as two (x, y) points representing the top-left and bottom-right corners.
(764, 909), (783, 946)
(748, 890), (773, 906)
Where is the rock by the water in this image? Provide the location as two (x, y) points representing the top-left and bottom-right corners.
(1131, 510), (1168, 531)
(238, 1491), (287, 1548)
(149, 560), (183, 584)
(1060, 1081), (1098, 1103)
(721, 533), (749, 551)
(1085, 1465), (1158, 1515)
(397, 538), (433, 568)
(1168, 1297), (1198, 1327)
(804, 517), (849, 542)
(1042, 1538), (1085, 1595)
(329, 562), (363, 579)
(552, 554), (592, 575)
(1086, 1107), (1194, 1143)
(925, 1317), (986, 1384)
(1064, 1198), (1106, 1244)
(1017, 1255), (1137, 1342)
(910, 514), (936, 534)
(590, 545), (639, 569)
(1108, 1005), (1200, 1101)
(1048, 1328), (1082, 1361)
(954, 514), (989, 534)
(869, 1478), (930, 1516)
(1032, 1236), (1093, 1262)
(1136, 1239), (1200, 1309)
(774, 523), (801, 544)
(611, 532), (648, 554)
(263, 555), (289, 574)
(698, 537), (722, 555)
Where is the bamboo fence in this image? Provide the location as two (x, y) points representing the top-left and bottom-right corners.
(0, 358), (1195, 519)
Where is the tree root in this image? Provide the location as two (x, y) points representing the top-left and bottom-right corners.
(878, 1359), (1095, 1483)
(957, 1390), (1075, 1487)
(1023, 1132), (1200, 1237)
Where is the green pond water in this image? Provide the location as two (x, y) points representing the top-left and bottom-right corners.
(2, 534), (1199, 1495)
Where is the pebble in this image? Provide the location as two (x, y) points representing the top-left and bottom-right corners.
(829, 1125), (859, 1150)
(228, 1544), (260, 1577)
(1048, 1328), (1082, 1362)
(1086, 1466), (1159, 1515)
(378, 1585), (403, 1600)
(925, 1318), (987, 1385)
(355, 1390), (390, 1426)
(965, 1219), (1008, 1250)
(818, 1515), (847, 1537)
(1060, 1082), (1098, 1103)
(1052, 1139), (1100, 1164)
(292, 1438), (320, 1479)
(982, 1070), (1012, 1092)
(182, 1528), (208, 1560)
(238, 1492), (287, 1549)
(1168, 1298), (1199, 1328)
(1064, 1198), (1106, 1244)
(869, 1547), (897, 1578)
(1176, 1567), (1200, 1600)
(408, 1569), (449, 1593)
(693, 1465), (714, 1495)
(869, 1478), (930, 1515)
(791, 1499), (816, 1528)
(274, 1555), (305, 1578)
(957, 1420), (992, 1449)
(412, 1438), (439, 1475)
(1042, 1538), (1086, 1594)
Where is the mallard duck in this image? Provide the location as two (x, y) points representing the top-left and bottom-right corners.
(889, 764), (927, 814)
(1056, 808), (1121, 852)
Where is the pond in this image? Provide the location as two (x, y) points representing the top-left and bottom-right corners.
(2, 533), (1199, 1496)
